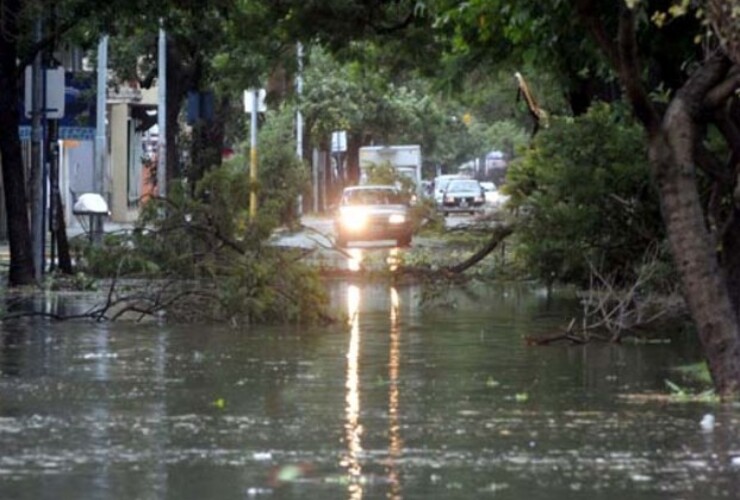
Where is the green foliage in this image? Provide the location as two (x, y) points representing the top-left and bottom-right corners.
(410, 198), (444, 233)
(247, 105), (309, 226)
(363, 163), (414, 192)
(672, 363), (713, 385)
(72, 232), (164, 278)
(664, 379), (718, 403)
(506, 102), (664, 286)
(215, 248), (329, 326)
(301, 46), (438, 145)
(478, 119), (530, 161)
(300, 46), (525, 173)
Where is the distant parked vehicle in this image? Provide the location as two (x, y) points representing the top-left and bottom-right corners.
(479, 181), (510, 208)
(479, 181), (496, 192)
(334, 185), (413, 247)
(433, 174), (466, 207)
(440, 179), (486, 215)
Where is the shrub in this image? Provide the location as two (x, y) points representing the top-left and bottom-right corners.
(506, 102), (666, 287)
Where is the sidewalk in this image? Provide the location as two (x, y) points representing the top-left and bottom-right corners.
(0, 220), (135, 265)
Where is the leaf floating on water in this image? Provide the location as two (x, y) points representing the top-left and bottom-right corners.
(277, 464), (304, 482)
(245, 487), (272, 497)
(514, 392), (529, 402)
(619, 390), (718, 404)
(479, 482), (510, 493)
(664, 379), (685, 396)
(212, 397), (226, 409)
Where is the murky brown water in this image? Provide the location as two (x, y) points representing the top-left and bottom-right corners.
(1, 280), (738, 499)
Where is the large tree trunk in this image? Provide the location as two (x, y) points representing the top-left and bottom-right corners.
(165, 38), (192, 185)
(0, 0), (37, 286)
(189, 95), (226, 191)
(576, 1), (740, 396)
(649, 70), (740, 397)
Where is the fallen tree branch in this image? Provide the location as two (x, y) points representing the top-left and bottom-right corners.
(446, 224), (514, 274)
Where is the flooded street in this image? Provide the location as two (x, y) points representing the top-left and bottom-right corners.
(1, 280), (739, 499)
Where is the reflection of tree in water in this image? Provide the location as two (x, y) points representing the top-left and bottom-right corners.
(1, 321), (26, 377)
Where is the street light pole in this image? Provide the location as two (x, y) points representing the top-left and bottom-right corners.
(93, 35), (108, 246)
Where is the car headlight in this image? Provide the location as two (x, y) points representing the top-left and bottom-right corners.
(388, 213), (406, 224)
(340, 208), (367, 230)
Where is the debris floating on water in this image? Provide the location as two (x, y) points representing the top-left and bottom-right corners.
(700, 413), (715, 432)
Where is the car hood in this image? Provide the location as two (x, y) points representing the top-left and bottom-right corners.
(339, 204), (409, 215)
(445, 189), (480, 195)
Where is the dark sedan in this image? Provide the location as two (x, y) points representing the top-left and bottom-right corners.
(440, 179), (486, 215)
(334, 185), (413, 247)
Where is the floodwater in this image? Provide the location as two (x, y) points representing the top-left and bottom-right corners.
(0, 279), (738, 500)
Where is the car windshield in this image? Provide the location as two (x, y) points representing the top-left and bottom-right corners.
(436, 177), (459, 191)
(342, 189), (404, 206)
(447, 180), (480, 192)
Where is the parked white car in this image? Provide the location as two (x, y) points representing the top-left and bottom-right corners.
(480, 181), (509, 208)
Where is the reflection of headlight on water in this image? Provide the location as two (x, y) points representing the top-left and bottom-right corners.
(340, 208), (368, 230)
(388, 214), (406, 224)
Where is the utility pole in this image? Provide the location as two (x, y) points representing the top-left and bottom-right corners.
(295, 43), (304, 217)
(48, 117), (58, 270)
(249, 89), (259, 220)
(157, 26), (167, 198)
(93, 35), (108, 246)
(296, 43), (304, 160)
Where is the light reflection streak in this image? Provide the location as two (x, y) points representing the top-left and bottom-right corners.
(387, 287), (403, 499)
(348, 248), (363, 272)
(387, 248), (400, 272)
(342, 285), (364, 499)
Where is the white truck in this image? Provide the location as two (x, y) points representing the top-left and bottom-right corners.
(359, 145), (422, 194)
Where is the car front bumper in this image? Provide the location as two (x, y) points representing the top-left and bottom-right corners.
(439, 199), (485, 212)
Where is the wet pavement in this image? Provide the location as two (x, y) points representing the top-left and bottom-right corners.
(1, 282), (737, 499)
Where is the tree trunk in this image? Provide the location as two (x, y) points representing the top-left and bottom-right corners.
(721, 210), (740, 313)
(0, 0), (36, 286)
(651, 101), (740, 397)
(53, 192), (73, 274)
(577, 0), (740, 397)
(189, 96), (226, 191)
(165, 39), (191, 184)
(346, 132), (362, 185)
